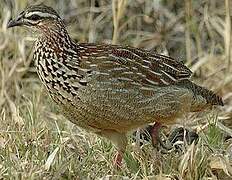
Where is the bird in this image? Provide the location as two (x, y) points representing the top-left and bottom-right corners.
(7, 4), (223, 167)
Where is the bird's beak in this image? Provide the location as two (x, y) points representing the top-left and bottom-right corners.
(7, 16), (24, 28)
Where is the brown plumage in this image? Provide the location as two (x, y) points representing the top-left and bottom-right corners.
(7, 4), (223, 166)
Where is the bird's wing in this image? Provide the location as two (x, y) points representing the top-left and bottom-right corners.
(76, 43), (192, 87)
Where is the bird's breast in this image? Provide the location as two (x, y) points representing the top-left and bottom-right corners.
(34, 42), (84, 105)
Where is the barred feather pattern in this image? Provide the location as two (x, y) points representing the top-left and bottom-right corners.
(33, 12), (223, 132)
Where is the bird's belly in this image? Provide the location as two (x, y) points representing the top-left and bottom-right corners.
(58, 84), (194, 133)
(60, 91), (150, 133)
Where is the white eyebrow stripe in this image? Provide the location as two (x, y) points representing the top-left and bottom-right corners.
(25, 11), (57, 19)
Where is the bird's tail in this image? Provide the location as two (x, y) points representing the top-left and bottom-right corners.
(191, 82), (224, 106)
(177, 80), (224, 110)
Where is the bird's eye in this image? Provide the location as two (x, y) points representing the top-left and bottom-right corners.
(29, 14), (40, 21)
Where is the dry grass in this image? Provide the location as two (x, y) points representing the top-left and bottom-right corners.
(0, 0), (232, 179)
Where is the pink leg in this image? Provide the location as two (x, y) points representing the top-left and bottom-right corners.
(113, 150), (123, 168)
(150, 122), (162, 147)
(150, 123), (173, 150)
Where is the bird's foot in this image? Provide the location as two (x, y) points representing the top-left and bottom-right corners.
(145, 124), (199, 152)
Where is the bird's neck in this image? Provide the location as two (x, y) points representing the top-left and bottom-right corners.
(39, 21), (76, 51)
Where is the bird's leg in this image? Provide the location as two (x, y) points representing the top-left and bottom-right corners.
(97, 130), (127, 168)
(150, 122), (162, 147)
(113, 150), (123, 167)
(150, 122), (173, 150)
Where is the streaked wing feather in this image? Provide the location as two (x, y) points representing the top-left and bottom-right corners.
(78, 44), (192, 86)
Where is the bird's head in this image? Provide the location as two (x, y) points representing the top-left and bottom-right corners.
(7, 4), (63, 32)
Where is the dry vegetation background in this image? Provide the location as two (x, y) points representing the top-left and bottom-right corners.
(0, 0), (232, 179)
